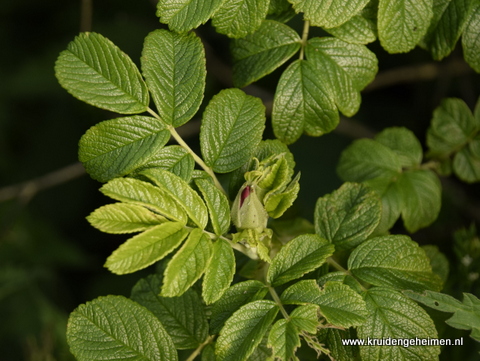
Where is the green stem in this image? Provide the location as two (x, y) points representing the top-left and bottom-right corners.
(299, 20), (310, 60)
(327, 257), (368, 292)
(147, 107), (228, 197)
(268, 284), (290, 319)
(185, 335), (215, 361)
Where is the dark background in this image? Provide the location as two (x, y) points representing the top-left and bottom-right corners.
(0, 1), (479, 360)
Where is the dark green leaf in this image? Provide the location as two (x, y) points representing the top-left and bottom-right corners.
(267, 319), (301, 361)
(374, 127), (423, 167)
(463, 2), (480, 72)
(453, 146), (480, 182)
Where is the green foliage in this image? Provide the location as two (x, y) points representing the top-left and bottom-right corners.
(53, 2), (480, 360)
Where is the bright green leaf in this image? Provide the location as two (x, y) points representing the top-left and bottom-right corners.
(453, 146), (480, 182)
(264, 173), (301, 219)
(306, 37), (378, 116)
(267, 319), (301, 361)
(162, 228), (213, 297)
(87, 203), (165, 234)
(210, 280), (268, 334)
(55, 32), (149, 114)
(100, 177), (188, 223)
(272, 59), (338, 144)
(200, 88), (265, 173)
(281, 279), (322, 305)
(324, 6), (377, 45)
(463, 2), (480, 72)
(358, 287), (440, 360)
(140, 168), (209, 229)
(314, 182), (382, 250)
(216, 300), (279, 361)
(267, 234), (334, 287)
(105, 222), (189, 274)
(203, 238), (235, 304)
(374, 127), (423, 167)
(67, 296), (177, 361)
(156, 0), (225, 33)
(231, 20), (301, 87)
(79, 116), (170, 182)
(348, 235), (443, 291)
(289, 0), (371, 28)
(195, 178), (231, 236)
(131, 274), (208, 349)
(212, 0), (270, 38)
(337, 138), (402, 182)
(142, 30), (205, 127)
(404, 290), (480, 341)
(290, 304), (320, 334)
(378, 0), (433, 53)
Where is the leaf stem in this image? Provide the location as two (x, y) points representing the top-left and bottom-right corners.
(299, 20), (310, 60)
(268, 284), (290, 320)
(327, 257), (368, 292)
(185, 335), (215, 361)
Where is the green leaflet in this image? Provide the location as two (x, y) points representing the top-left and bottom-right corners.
(142, 30), (205, 127)
(202, 238), (235, 304)
(79, 116), (170, 182)
(422, 245), (450, 283)
(348, 235), (443, 291)
(375, 127), (423, 168)
(378, 0), (433, 53)
(67, 296), (177, 361)
(289, 304), (320, 334)
(358, 287), (440, 360)
(200, 88), (265, 173)
(281, 279), (321, 305)
(453, 146), (480, 182)
(135, 145), (195, 182)
(194, 177), (231, 236)
(210, 280), (268, 334)
(105, 222), (190, 274)
(100, 177), (188, 224)
(212, 0), (270, 38)
(314, 182), (382, 251)
(161, 228), (213, 297)
(156, 0), (225, 33)
(272, 59), (339, 145)
(423, 0), (474, 60)
(140, 168), (209, 229)
(289, 0), (371, 28)
(318, 328), (358, 361)
(267, 319), (301, 361)
(463, 2), (480, 72)
(267, 234), (334, 287)
(87, 203), (166, 234)
(55, 32), (149, 114)
(216, 300), (279, 361)
(306, 37), (378, 116)
(231, 20), (301, 87)
(404, 290), (480, 341)
(131, 274), (208, 349)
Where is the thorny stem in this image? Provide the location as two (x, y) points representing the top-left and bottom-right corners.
(185, 335), (215, 361)
(299, 20), (310, 60)
(147, 107), (228, 197)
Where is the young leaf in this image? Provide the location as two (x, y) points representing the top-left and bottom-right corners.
(267, 319), (301, 361)
(142, 30), (205, 127)
(105, 222), (190, 274)
(358, 287), (440, 360)
(463, 2), (480, 72)
(306, 37), (378, 116)
(272, 59), (339, 144)
(203, 238), (236, 304)
(195, 177), (231, 236)
(140, 168), (209, 229)
(131, 274), (209, 349)
(87, 203), (166, 234)
(210, 280), (268, 334)
(200, 88), (265, 173)
(348, 235), (443, 291)
(67, 295), (177, 361)
(212, 0), (270, 38)
(216, 300), (279, 361)
(264, 172), (301, 219)
(267, 234), (334, 287)
(289, 0), (371, 28)
(453, 146), (480, 182)
(374, 127), (423, 168)
(289, 304), (320, 334)
(403, 290), (480, 341)
(378, 0), (433, 53)
(55, 32), (149, 114)
(156, 0), (225, 33)
(79, 116), (170, 182)
(161, 228), (213, 297)
(100, 177), (188, 224)
(231, 20), (301, 87)
(314, 182), (382, 251)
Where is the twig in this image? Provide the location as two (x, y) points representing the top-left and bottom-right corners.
(80, 0), (93, 32)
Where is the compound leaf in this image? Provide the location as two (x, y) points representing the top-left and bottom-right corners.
(55, 32), (149, 114)
(67, 295), (177, 361)
(200, 88), (265, 173)
(131, 274), (208, 349)
(79, 116), (170, 182)
(142, 29), (205, 127)
(203, 238), (235, 304)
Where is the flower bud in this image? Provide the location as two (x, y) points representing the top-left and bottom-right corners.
(231, 184), (269, 232)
